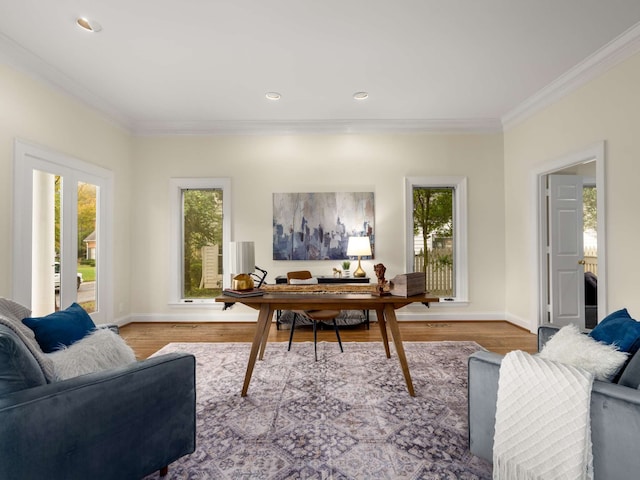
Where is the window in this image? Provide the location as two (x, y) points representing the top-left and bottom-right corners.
(405, 177), (468, 302)
(169, 178), (231, 304)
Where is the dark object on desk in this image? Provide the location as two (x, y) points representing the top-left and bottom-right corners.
(286, 271), (343, 361)
(389, 272), (426, 297)
(274, 275), (369, 284)
(251, 266), (268, 288)
(221, 288), (264, 310)
(373, 263), (390, 296)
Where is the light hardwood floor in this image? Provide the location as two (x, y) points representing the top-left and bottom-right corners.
(120, 320), (538, 360)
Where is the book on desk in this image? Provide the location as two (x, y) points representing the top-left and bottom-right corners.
(222, 288), (265, 297)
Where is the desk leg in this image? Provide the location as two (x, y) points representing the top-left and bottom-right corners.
(242, 304), (271, 397)
(375, 307), (391, 358)
(384, 304), (415, 397)
(258, 308), (273, 360)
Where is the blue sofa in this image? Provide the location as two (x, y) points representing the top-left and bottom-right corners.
(0, 300), (196, 480)
(468, 325), (640, 480)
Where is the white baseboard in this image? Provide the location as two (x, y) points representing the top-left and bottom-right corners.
(395, 311), (506, 321)
(504, 312), (537, 333)
(124, 310), (519, 325)
(128, 312), (256, 323)
(101, 314), (132, 328)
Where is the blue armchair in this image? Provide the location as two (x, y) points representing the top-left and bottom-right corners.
(0, 303), (196, 480)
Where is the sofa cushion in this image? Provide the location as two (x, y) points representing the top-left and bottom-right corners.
(539, 324), (628, 381)
(589, 308), (640, 354)
(49, 328), (137, 380)
(22, 303), (96, 353)
(0, 324), (47, 395)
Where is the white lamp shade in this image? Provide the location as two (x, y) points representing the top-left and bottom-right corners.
(230, 241), (255, 274)
(347, 236), (372, 257)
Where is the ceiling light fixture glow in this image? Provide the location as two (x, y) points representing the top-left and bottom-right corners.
(353, 91), (369, 100)
(265, 92), (281, 100)
(76, 17), (102, 33)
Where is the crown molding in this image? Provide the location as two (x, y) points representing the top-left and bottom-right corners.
(0, 32), (501, 136)
(502, 22), (640, 130)
(4, 20), (640, 137)
(132, 118), (503, 136)
(0, 32), (133, 130)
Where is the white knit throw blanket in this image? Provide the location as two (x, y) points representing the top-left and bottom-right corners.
(493, 350), (594, 480)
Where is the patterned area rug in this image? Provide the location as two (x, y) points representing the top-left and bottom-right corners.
(147, 341), (492, 479)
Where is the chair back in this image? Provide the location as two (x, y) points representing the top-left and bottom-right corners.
(287, 271), (313, 283)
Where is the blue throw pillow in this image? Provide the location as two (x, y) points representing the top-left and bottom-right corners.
(589, 308), (640, 354)
(22, 303), (96, 353)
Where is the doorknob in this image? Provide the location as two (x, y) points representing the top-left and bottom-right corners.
(578, 259), (586, 265)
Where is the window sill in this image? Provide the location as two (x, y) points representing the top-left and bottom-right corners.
(433, 299), (469, 307)
(169, 299), (221, 307)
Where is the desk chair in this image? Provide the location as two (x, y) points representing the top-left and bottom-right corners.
(286, 270), (344, 361)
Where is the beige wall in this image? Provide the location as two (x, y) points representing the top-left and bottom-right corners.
(0, 65), (133, 322)
(0, 62), (506, 324)
(504, 51), (640, 330)
(0, 61), (504, 320)
(131, 133), (506, 320)
(6, 46), (638, 327)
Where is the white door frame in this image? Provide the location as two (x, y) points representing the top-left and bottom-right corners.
(532, 141), (606, 330)
(12, 139), (114, 323)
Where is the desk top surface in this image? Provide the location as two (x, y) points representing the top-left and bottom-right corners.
(216, 292), (439, 309)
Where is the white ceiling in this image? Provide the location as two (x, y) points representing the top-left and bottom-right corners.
(1, 0), (640, 134)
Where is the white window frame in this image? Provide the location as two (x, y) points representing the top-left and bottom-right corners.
(404, 176), (468, 303)
(169, 178), (231, 305)
(13, 139), (114, 322)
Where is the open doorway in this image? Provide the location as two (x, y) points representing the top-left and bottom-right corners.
(535, 142), (606, 331)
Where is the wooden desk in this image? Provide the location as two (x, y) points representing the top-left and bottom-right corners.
(215, 292), (439, 397)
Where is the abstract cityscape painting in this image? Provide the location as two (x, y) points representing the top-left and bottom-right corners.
(273, 192), (374, 260)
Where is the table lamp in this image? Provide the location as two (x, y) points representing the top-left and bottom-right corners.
(230, 241), (255, 290)
(347, 236), (372, 278)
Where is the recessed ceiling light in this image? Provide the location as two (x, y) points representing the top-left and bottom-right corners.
(265, 92), (281, 100)
(76, 17), (102, 33)
(353, 91), (369, 100)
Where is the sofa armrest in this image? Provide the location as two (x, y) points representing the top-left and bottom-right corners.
(590, 381), (640, 480)
(468, 350), (503, 461)
(97, 323), (119, 334)
(0, 352), (196, 480)
(537, 325), (561, 351)
(468, 349), (640, 478)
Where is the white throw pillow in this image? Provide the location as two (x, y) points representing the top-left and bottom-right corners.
(539, 324), (628, 381)
(49, 328), (137, 380)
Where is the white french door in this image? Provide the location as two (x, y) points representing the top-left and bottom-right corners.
(13, 140), (113, 323)
(548, 174), (585, 329)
